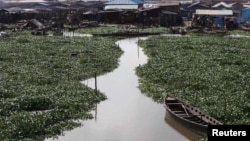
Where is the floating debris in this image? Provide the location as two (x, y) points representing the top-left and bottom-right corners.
(226, 34), (250, 38)
(63, 32), (93, 37)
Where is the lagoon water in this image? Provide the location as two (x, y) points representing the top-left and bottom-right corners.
(45, 37), (201, 141)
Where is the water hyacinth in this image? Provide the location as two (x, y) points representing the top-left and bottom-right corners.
(0, 32), (122, 140)
(136, 34), (250, 125)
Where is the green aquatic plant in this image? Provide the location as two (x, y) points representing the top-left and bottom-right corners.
(76, 26), (166, 34)
(136, 34), (250, 125)
(0, 32), (122, 140)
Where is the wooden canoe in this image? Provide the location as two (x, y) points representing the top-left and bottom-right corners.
(164, 94), (222, 135)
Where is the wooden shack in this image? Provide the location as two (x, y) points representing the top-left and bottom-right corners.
(158, 2), (183, 27)
(103, 0), (144, 24)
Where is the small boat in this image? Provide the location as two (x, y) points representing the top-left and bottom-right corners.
(164, 94), (222, 135)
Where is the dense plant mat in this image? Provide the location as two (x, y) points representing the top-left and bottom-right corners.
(0, 32), (122, 140)
(136, 35), (250, 125)
(76, 26), (167, 34)
(229, 30), (250, 36)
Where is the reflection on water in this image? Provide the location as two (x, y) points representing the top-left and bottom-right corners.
(164, 112), (203, 141)
(45, 37), (201, 141)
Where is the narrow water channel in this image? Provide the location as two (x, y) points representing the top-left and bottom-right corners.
(46, 37), (201, 141)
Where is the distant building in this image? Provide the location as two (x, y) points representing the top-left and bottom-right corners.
(103, 0), (144, 23)
(182, 1), (209, 20)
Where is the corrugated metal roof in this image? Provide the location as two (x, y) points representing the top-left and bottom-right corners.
(83, 11), (97, 15)
(105, 5), (138, 10)
(105, 0), (144, 5)
(244, 4), (250, 8)
(28, 19), (45, 29)
(162, 10), (178, 15)
(187, 1), (209, 8)
(0, 9), (8, 12)
(157, 2), (179, 7)
(196, 10), (233, 16)
(23, 8), (39, 13)
(5, 7), (25, 13)
(212, 2), (233, 8)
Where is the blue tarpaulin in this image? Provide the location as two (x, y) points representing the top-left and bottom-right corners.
(241, 8), (250, 23)
(214, 17), (224, 27)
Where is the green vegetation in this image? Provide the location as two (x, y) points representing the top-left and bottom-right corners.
(229, 30), (250, 36)
(76, 26), (167, 34)
(2, 26), (250, 140)
(0, 32), (122, 140)
(136, 34), (250, 125)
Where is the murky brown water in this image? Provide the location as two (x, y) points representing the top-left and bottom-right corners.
(45, 37), (202, 141)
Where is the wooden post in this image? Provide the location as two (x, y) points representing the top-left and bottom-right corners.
(95, 104), (97, 122)
(95, 73), (97, 95)
(137, 44), (139, 59)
